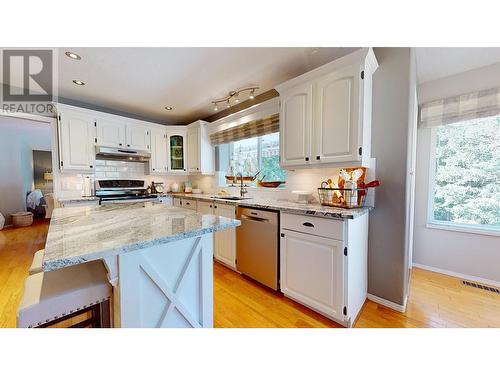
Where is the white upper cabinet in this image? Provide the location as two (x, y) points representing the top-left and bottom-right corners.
(150, 126), (168, 174)
(313, 65), (360, 164)
(96, 117), (150, 151)
(279, 82), (313, 167)
(275, 48), (378, 169)
(166, 128), (187, 174)
(186, 120), (214, 175)
(96, 118), (126, 147)
(187, 126), (200, 173)
(126, 124), (150, 151)
(58, 108), (96, 172)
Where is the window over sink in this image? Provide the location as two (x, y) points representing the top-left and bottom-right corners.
(216, 132), (286, 187)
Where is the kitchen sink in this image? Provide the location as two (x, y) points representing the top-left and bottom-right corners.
(211, 196), (252, 201)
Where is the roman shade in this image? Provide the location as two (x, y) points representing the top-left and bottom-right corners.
(210, 113), (279, 145)
(419, 87), (500, 128)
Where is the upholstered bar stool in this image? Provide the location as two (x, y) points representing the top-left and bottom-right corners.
(17, 261), (112, 328)
(28, 249), (45, 275)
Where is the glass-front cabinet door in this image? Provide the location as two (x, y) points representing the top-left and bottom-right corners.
(167, 131), (187, 173)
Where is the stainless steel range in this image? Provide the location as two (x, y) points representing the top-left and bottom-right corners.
(95, 179), (158, 205)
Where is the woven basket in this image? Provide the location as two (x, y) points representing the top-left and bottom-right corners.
(12, 211), (33, 227)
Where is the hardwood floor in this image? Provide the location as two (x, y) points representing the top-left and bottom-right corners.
(0, 220), (49, 328)
(1, 221), (499, 328)
(214, 262), (500, 328)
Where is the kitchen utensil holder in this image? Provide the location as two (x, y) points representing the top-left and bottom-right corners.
(317, 187), (369, 209)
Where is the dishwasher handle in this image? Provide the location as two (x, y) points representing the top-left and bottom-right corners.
(240, 214), (271, 223)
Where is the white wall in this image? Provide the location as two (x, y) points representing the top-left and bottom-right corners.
(0, 117), (52, 224)
(413, 62), (500, 285)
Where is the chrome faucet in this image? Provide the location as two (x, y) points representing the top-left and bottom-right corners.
(235, 172), (248, 198)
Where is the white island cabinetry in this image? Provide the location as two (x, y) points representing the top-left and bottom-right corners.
(42, 203), (240, 328)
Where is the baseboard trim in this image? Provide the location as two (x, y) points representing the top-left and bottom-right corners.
(412, 263), (500, 289)
(367, 293), (407, 313)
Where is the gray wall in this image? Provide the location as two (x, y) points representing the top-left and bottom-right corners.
(0, 117), (52, 224)
(368, 48), (414, 305)
(414, 62), (500, 284)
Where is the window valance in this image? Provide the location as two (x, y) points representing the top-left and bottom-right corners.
(419, 87), (500, 128)
(210, 113), (279, 146)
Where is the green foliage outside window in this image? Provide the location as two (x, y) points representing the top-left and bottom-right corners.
(432, 116), (500, 229)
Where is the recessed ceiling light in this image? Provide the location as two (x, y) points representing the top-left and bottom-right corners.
(165, 106), (173, 111)
(73, 80), (85, 86)
(65, 51), (81, 60)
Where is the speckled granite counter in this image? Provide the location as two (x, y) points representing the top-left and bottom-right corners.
(57, 196), (100, 204)
(168, 193), (371, 219)
(43, 202), (241, 271)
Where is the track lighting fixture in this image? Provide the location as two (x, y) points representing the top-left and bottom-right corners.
(210, 86), (259, 111)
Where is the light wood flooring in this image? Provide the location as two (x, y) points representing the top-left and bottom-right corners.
(1, 221), (499, 328)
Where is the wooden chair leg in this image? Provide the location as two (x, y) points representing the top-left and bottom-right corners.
(100, 299), (111, 328)
(92, 303), (102, 328)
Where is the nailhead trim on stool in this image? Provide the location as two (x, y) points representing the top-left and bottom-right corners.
(17, 261), (111, 328)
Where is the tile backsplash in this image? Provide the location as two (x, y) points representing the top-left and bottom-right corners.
(56, 160), (186, 200)
(94, 159), (148, 179)
(189, 158), (377, 206)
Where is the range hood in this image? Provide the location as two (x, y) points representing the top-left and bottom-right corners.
(95, 146), (151, 162)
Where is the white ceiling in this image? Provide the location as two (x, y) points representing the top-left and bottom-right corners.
(49, 47), (358, 124)
(415, 47), (500, 84)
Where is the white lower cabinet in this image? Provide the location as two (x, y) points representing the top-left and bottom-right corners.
(197, 201), (215, 214)
(181, 198), (197, 211)
(213, 203), (236, 269)
(280, 212), (368, 327)
(173, 197), (182, 207)
(280, 229), (345, 323)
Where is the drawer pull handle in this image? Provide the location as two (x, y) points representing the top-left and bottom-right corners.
(302, 222), (314, 227)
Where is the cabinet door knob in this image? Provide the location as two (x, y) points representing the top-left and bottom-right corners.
(127, 144), (131, 147)
(305, 157), (309, 162)
(316, 156), (320, 160)
(153, 168), (155, 171)
(119, 143), (122, 146)
(89, 165), (93, 168)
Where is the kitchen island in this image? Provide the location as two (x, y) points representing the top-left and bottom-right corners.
(43, 202), (240, 328)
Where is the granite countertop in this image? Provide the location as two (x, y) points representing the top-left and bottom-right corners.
(58, 196), (100, 203)
(168, 193), (371, 219)
(43, 202), (240, 271)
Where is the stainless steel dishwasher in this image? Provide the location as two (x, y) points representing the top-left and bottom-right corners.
(236, 206), (279, 290)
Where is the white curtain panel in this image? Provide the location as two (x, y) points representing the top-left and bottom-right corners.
(419, 87), (500, 128)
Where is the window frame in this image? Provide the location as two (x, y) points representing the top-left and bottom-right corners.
(426, 126), (500, 237)
(217, 132), (286, 189)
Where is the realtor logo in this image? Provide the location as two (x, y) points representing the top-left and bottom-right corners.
(1, 48), (57, 114)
